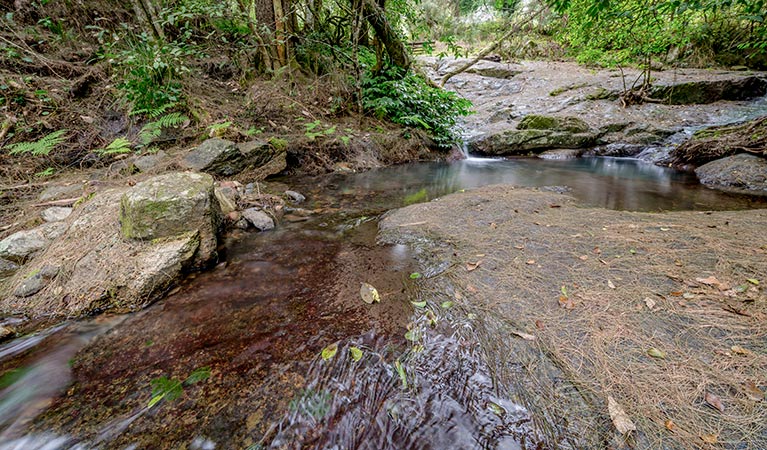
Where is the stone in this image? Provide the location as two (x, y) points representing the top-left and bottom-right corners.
(235, 218), (250, 230)
(517, 114), (590, 133)
(133, 150), (167, 172)
(650, 76), (767, 105)
(38, 183), (83, 202)
(241, 208), (275, 231)
(182, 138), (245, 176)
(250, 151), (287, 180)
(39, 222), (69, 240)
(215, 186), (238, 215)
(695, 154), (767, 195)
(538, 149), (583, 160)
(469, 129), (598, 156)
(0, 229), (50, 263)
(119, 172), (221, 264)
(12, 264), (58, 298)
(0, 258), (19, 278)
(41, 206), (73, 222)
(285, 190), (305, 203)
(0, 325), (14, 341)
(238, 140), (276, 168)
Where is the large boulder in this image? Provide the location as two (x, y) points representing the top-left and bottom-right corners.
(650, 76), (767, 105)
(119, 172), (221, 264)
(469, 129), (597, 156)
(182, 138), (245, 176)
(517, 114), (590, 133)
(0, 222), (68, 263)
(695, 153), (767, 195)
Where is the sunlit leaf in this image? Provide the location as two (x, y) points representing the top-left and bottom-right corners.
(441, 301), (453, 309)
(745, 382), (764, 402)
(321, 343), (338, 361)
(747, 278), (760, 285)
(466, 261), (482, 271)
(664, 419), (675, 431)
(647, 347), (666, 359)
(487, 401), (506, 416)
(607, 396), (636, 435)
(411, 301), (427, 308)
(511, 330), (536, 341)
(607, 280), (616, 289)
(360, 282), (381, 304)
(731, 345), (752, 356)
(409, 272), (422, 279)
(349, 346), (363, 362)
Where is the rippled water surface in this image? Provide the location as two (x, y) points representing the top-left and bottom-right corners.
(0, 156), (765, 449)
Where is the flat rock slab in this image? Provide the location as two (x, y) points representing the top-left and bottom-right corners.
(0, 222), (67, 263)
(182, 138), (245, 176)
(242, 208), (275, 231)
(41, 206), (73, 222)
(695, 153), (767, 195)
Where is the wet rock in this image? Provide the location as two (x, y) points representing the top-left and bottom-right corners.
(285, 190), (306, 203)
(650, 76), (767, 105)
(437, 58), (523, 79)
(182, 138), (245, 176)
(235, 218), (250, 230)
(623, 126), (676, 145)
(38, 183), (83, 202)
(242, 208), (275, 231)
(538, 149), (583, 160)
(0, 229), (50, 263)
(41, 206), (73, 222)
(470, 129), (598, 156)
(133, 150), (167, 173)
(517, 114), (590, 133)
(0, 325), (13, 341)
(0, 258), (19, 277)
(695, 154), (767, 195)
(584, 143), (644, 157)
(120, 172), (221, 264)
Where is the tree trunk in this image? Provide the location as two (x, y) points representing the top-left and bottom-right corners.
(129, 0), (165, 41)
(362, 0), (410, 70)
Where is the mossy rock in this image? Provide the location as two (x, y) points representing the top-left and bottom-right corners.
(470, 129), (598, 156)
(517, 115), (591, 133)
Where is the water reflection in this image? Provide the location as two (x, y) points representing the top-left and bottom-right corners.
(296, 157), (766, 213)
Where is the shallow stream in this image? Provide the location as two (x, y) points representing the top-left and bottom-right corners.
(0, 157), (765, 449)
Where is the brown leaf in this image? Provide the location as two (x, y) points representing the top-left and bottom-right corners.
(535, 320), (545, 329)
(466, 260), (482, 271)
(511, 330), (536, 341)
(745, 382), (764, 402)
(593, 247), (602, 254)
(700, 434), (718, 444)
(526, 259), (536, 265)
(731, 345), (752, 356)
(664, 419), (675, 432)
(489, 222), (497, 229)
(514, 245), (524, 250)
(579, 255), (588, 261)
(696, 276), (730, 291)
(704, 392), (725, 413)
(607, 396), (636, 435)
(558, 295), (575, 309)
(549, 204), (561, 208)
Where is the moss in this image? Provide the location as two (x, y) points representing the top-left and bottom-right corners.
(518, 115), (560, 130)
(269, 137), (288, 151)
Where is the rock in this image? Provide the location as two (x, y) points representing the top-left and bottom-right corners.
(623, 126), (675, 145)
(0, 325), (14, 341)
(12, 265), (59, 298)
(538, 149), (583, 160)
(215, 186), (238, 215)
(245, 183), (256, 194)
(38, 183), (83, 202)
(238, 140), (276, 167)
(584, 143), (644, 158)
(0, 229), (50, 263)
(0, 258), (19, 278)
(241, 208), (275, 231)
(250, 151), (287, 180)
(133, 150), (167, 172)
(41, 206), (73, 222)
(39, 222), (69, 240)
(695, 154), (767, 195)
(235, 218), (250, 230)
(437, 58), (523, 79)
(650, 76), (767, 105)
(517, 114), (590, 133)
(119, 172), (221, 264)
(285, 190), (305, 203)
(470, 129), (598, 156)
(182, 138), (245, 176)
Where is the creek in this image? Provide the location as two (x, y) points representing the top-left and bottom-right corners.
(0, 155), (766, 449)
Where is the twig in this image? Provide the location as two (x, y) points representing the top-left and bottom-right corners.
(32, 197), (81, 207)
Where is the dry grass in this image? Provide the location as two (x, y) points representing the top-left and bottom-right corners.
(380, 185), (767, 449)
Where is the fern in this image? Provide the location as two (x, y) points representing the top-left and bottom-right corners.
(6, 130), (68, 156)
(96, 137), (133, 156)
(138, 113), (188, 146)
(130, 101), (179, 118)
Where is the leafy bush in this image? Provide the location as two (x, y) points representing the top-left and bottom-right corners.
(361, 63), (472, 147)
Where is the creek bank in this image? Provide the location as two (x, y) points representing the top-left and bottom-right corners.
(379, 184), (767, 448)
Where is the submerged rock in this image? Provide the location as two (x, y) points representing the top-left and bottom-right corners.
(120, 171), (221, 264)
(538, 149), (583, 160)
(695, 153), (767, 195)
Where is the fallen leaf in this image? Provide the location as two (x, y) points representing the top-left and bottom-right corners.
(731, 345), (752, 356)
(696, 275), (721, 286)
(608, 280), (616, 289)
(644, 297), (657, 310)
(409, 272), (422, 279)
(629, 248), (636, 254)
(660, 227), (670, 231)
(360, 282), (381, 304)
(487, 401), (506, 416)
(466, 261), (482, 271)
(535, 320), (544, 329)
(526, 259), (536, 265)
(467, 313), (477, 320)
(593, 247), (602, 254)
(579, 255), (589, 261)
(441, 300), (454, 309)
(700, 434), (718, 444)
(664, 419), (675, 432)
(411, 301), (427, 308)
(404, 329), (419, 342)
(511, 330), (536, 341)
(514, 245), (524, 250)
(747, 278), (760, 285)
(674, 259), (683, 267)
(682, 292), (695, 299)
(349, 346), (363, 362)
(321, 343), (338, 361)
(704, 392), (725, 413)
(489, 222), (497, 229)
(558, 295), (575, 309)
(607, 396), (637, 435)
(647, 347), (666, 359)
(669, 291), (683, 297)
(467, 285), (477, 293)
(745, 382), (764, 402)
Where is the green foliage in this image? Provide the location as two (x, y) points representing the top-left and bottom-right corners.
(138, 113), (189, 147)
(361, 63), (472, 147)
(5, 129), (67, 156)
(148, 366), (211, 408)
(35, 167), (55, 177)
(303, 120), (336, 141)
(96, 138), (133, 156)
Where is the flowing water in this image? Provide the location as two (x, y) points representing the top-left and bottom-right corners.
(0, 156), (765, 449)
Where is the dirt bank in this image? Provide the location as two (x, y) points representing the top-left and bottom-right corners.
(380, 185), (767, 449)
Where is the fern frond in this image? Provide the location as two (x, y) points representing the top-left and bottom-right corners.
(96, 137), (133, 156)
(130, 102), (179, 118)
(138, 113), (189, 146)
(155, 112), (188, 128)
(6, 130), (68, 156)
